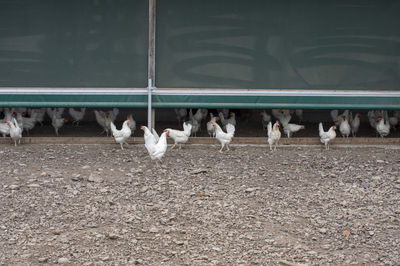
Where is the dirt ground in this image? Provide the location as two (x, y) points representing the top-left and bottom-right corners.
(0, 143), (399, 265)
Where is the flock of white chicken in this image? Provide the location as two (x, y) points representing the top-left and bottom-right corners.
(263, 108), (398, 150)
(0, 107), (399, 160)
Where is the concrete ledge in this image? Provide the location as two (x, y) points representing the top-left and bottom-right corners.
(0, 137), (399, 145)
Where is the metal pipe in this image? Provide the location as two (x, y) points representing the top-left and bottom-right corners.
(147, 0), (156, 129)
(147, 78), (152, 129)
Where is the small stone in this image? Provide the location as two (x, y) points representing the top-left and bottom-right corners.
(9, 184), (20, 190)
(82, 165), (91, 169)
(38, 257), (49, 263)
(190, 168), (208, 174)
(58, 257), (69, 264)
(212, 246), (222, 252)
(71, 174), (82, 181)
(140, 186), (149, 193)
(319, 228), (327, 234)
(88, 173), (103, 183)
(245, 187), (257, 193)
(38, 257), (48, 263)
(175, 240), (184, 245)
(107, 233), (120, 240)
(27, 184), (40, 188)
(149, 227), (159, 233)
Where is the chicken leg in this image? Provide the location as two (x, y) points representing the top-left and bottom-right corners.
(170, 143), (177, 151)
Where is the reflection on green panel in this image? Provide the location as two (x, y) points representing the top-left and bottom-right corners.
(0, 0), (148, 87)
(157, 0), (400, 90)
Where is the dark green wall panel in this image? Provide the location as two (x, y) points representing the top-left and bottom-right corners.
(156, 0), (400, 90)
(0, 0), (148, 87)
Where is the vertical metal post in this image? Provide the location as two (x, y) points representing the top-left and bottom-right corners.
(147, 79), (152, 129)
(148, 0), (156, 129)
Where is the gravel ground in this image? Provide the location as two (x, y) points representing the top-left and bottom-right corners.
(0, 143), (399, 265)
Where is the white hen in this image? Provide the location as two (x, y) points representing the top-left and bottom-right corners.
(110, 120), (132, 150)
(376, 116), (390, 137)
(165, 122), (192, 150)
(52, 114), (68, 136)
(140, 125), (157, 145)
(212, 122), (235, 153)
(127, 114), (137, 132)
(207, 113), (219, 137)
(339, 115), (351, 138)
(93, 110), (108, 135)
(69, 108), (86, 126)
(350, 113), (361, 137)
(22, 112), (38, 135)
(0, 122), (10, 137)
(189, 109), (200, 137)
(267, 121), (281, 151)
(29, 108), (46, 126)
(6, 118), (22, 146)
(319, 123), (337, 150)
(224, 112), (236, 131)
(144, 130), (169, 166)
(283, 123), (305, 138)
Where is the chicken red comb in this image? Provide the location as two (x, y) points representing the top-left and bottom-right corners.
(215, 117), (220, 121)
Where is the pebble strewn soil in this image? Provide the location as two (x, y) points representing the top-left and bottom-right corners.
(0, 144), (399, 265)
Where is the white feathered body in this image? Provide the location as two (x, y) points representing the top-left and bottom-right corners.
(224, 112), (236, 130)
(339, 117), (351, 138)
(267, 121), (281, 150)
(207, 114), (218, 137)
(214, 122), (235, 148)
(111, 120), (131, 148)
(69, 108), (86, 124)
(29, 108), (46, 125)
(141, 126), (158, 149)
(319, 123), (336, 149)
(52, 115), (67, 136)
(0, 122), (10, 137)
(22, 112), (38, 132)
(283, 123), (304, 138)
(376, 117), (390, 137)
(7, 118), (22, 146)
(144, 131), (168, 161)
(351, 113), (360, 136)
(127, 114), (137, 131)
(166, 123), (192, 145)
